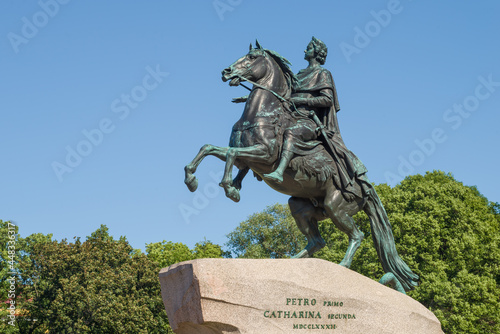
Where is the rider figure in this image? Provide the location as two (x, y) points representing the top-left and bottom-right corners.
(263, 37), (367, 199)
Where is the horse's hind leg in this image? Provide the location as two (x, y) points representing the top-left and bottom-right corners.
(323, 187), (365, 268)
(184, 144), (228, 192)
(289, 197), (326, 258)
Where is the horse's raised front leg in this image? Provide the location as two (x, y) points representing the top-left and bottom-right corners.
(184, 144), (229, 192)
(219, 144), (270, 202)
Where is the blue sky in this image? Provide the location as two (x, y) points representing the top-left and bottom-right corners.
(1, 1), (499, 251)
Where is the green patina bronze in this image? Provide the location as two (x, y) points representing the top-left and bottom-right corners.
(184, 38), (418, 293)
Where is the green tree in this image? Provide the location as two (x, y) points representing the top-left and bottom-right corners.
(388, 172), (500, 334)
(15, 225), (171, 333)
(146, 241), (194, 268)
(226, 203), (306, 258)
(1, 221), (54, 333)
(225, 171), (500, 334)
(193, 239), (231, 259)
(146, 239), (228, 268)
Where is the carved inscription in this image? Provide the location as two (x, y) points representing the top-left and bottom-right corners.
(263, 297), (356, 330)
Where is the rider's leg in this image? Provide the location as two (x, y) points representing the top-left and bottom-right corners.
(263, 130), (295, 183)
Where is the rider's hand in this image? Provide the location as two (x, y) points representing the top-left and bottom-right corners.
(232, 95), (248, 103)
(290, 96), (307, 105)
(325, 130), (335, 138)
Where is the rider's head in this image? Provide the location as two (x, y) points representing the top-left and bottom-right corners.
(310, 37), (327, 65)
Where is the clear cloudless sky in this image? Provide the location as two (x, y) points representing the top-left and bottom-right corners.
(1, 1), (499, 251)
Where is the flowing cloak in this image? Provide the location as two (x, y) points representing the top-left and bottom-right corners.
(292, 66), (368, 195)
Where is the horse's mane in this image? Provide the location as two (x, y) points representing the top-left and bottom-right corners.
(264, 49), (298, 96)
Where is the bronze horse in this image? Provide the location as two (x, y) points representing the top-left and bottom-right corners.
(184, 42), (418, 292)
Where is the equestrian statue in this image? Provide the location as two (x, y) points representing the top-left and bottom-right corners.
(184, 37), (418, 293)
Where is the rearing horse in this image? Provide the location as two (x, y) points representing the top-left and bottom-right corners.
(184, 42), (418, 292)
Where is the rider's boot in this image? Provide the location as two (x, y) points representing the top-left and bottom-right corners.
(263, 149), (294, 183)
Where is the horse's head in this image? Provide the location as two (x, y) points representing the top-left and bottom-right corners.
(222, 40), (296, 96)
(222, 40), (272, 87)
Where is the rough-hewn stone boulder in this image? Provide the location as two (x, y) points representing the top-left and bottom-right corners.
(159, 258), (443, 334)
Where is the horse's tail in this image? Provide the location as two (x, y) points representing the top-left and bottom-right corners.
(363, 183), (419, 292)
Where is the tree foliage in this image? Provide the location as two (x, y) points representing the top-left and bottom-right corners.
(226, 203), (306, 258)
(225, 171), (500, 334)
(146, 239), (229, 268)
(1, 221), (229, 333)
(13, 225), (170, 333)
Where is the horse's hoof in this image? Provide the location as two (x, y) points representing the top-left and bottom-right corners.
(379, 273), (406, 294)
(292, 249), (309, 259)
(339, 259), (352, 268)
(185, 175), (198, 192)
(226, 187), (240, 202)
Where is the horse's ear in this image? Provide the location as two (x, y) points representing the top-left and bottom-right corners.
(255, 39), (262, 49)
(249, 43), (252, 51)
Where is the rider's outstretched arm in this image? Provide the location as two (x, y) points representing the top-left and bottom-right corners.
(232, 95), (249, 103)
(291, 88), (334, 108)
